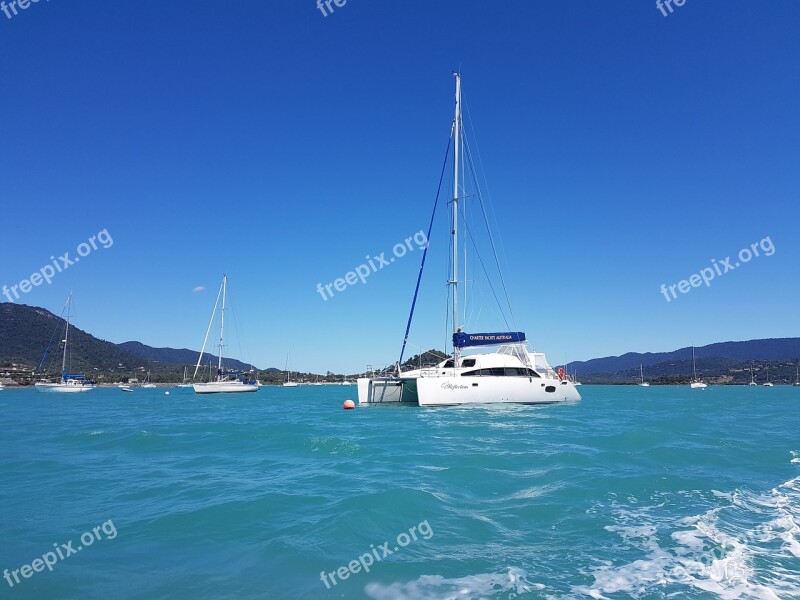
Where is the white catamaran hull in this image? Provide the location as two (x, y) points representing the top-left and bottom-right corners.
(358, 376), (580, 406)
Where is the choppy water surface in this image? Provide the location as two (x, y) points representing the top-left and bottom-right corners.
(1, 385), (798, 599)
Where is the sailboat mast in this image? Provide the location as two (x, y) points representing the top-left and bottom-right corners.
(62, 294), (71, 376)
(692, 346), (697, 379)
(218, 274), (227, 377)
(451, 72), (462, 361)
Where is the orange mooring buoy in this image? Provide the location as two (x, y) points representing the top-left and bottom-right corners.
(343, 399), (356, 410)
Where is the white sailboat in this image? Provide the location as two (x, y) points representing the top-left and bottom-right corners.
(639, 364), (650, 387)
(689, 346), (707, 389)
(141, 371), (157, 388)
(192, 275), (259, 394)
(282, 354), (298, 387)
(357, 73), (580, 407)
(763, 365), (774, 387)
(176, 366), (193, 388)
(794, 364), (799, 387)
(35, 294), (96, 393)
(749, 366), (758, 386)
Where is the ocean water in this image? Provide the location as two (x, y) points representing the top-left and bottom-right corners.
(1, 385), (798, 599)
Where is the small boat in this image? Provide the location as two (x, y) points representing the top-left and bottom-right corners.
(749, 366), (758, 386)
(639, 364), (650, 387)
(794, 364), (799, 387)
(689, 346), (707, 389)
(34, 294), (96, 394)
(119, 386), (134, 393)
(192, 275), (259, 394)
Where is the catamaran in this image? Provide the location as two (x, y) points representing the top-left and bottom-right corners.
(639, 364), (650, 387)
(192, 275), (259, 394)
(35, 294), (96, 393)
(357, 74), (580, 407)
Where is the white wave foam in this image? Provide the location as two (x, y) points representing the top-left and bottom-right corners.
(364, 567), (543, 600)
(574, 478), (800, 599)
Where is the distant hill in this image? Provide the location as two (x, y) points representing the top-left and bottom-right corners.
(568, 338), (800, 376)
(0, 302), (148, 374)
(0, 303), (264, 381)
(118, 341), (256, 372)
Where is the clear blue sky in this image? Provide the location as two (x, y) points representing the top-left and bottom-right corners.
(1, 1), (798, 373)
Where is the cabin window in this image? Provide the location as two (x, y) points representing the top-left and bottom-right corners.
(461, 359), (476, 368)
(442, 360), (455, 368)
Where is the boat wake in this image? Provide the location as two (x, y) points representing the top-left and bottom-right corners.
(575, 462), (800, 599)
(364, 566), (542, 599)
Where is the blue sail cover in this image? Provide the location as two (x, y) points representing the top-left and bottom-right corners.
(62, 372), (86, 379)
(453, 332), (526, 348)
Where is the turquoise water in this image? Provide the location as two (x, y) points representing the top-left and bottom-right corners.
(1, 385), (798, 599)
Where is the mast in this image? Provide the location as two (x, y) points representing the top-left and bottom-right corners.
(217, 274), (227, 379)
(450, 72), (462, 363)
(194, 277), (224, 380)
(692, 346), (697, 380)
(62, 293), (72, 379)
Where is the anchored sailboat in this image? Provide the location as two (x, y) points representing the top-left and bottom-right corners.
(639, 364), (650, 387)
(357, 73), (580, 407)
(192, 275), (259, 394)
(763, 365), (774, 387)
(282, 353), (298, 387)
(689, 346), (707, 389)
(35, 294), (96, 393)
(141, 371), (157, 388)
(176, 366), (193, 388)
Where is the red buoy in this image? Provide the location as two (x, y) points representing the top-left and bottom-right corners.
(343, 399), (356, 410)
